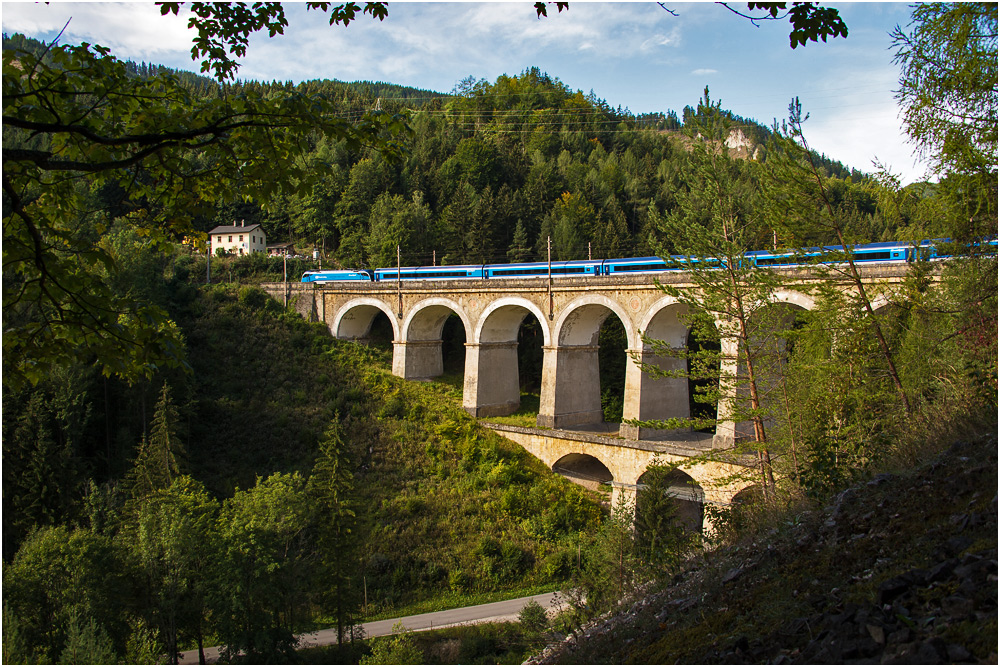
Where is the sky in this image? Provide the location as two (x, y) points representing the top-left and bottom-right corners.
(2, 1), (931, 183)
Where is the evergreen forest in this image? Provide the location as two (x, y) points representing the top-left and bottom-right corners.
(2, 3), (997, 663)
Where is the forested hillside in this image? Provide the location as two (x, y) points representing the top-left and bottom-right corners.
(3, 262), (604, 663)
(208, 67), (882, 270)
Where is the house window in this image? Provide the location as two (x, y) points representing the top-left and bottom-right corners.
(239, 235), (243, 242)
(252, 235), (255, 243)
(228, 236), (233, 242)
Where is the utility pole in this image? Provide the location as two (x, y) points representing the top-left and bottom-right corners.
(547, 236), (553, 320)
(283, 252), (288, 308)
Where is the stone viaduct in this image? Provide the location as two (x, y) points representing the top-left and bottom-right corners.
(264, 263), (915, 530)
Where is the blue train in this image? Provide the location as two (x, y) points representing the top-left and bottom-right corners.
(301, 239), (996, 283)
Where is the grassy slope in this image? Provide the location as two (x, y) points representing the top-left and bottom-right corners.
(177, 285), (604, 611)
(535, 431), (998, 664)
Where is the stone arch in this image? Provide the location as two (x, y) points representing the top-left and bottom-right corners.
(333, 298), (400, 341)
(770, 288), (816, 312)
(731, 484), (765, 506)
(554, 294), (638, 349)
(464, 298), (550, 419)
(402, 297), (471, 343)
(637, 296), (689, 348)
(636, 466), (705, 533)
(714, 294), (813, 446)
(622, 297), (694, 439)
(539, 295), (638, 429)
(552, 452), (614, 491)
(393, 298), (470, 380)
(475, 297), (552, 346)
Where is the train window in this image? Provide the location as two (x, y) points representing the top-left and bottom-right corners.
(853, 251), (891, 261)
(754, 256), (797, 266)
(490, 267), (548, 276)
(611, 263), (667, 272)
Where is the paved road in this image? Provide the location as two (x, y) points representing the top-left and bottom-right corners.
(178, 591), (564, 664)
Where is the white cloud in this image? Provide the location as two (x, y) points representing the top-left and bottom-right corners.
(3, 3), (192, 62)
(691, 68), (718, 76)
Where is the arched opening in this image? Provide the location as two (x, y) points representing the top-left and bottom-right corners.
(552, 453), (613, 492)
(440, 314), (466, 376)
(541, 301), (633, 431)
(598, 316), (627, 423)
(623, 300), (711, 441)
(367, 311), (395, 351)
(635, 467), (704, 534)
(511, 315), (545, 419)
(741, 301), (811, 440)
(399, 302), (469, 381)
(467, 301), (547, 419)
(518, 317), (544, 396)
(687, 322), (721, 433)
(731, 484), (764, 506)
(335, 302), (397, 349)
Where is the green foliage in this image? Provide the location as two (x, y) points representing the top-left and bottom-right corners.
(3, 526), (131, 663)
(126, 384), (187, 499)
(3, 30), (406, 389)
(58, 610), (118, 665)
(123, 616), (165, 666)
(634, 464), (698, 573)
(360, 623), (423, 665)
(636, 89), (787, 496)
(130, 476), (218, 662)
(213, 472), (313, 662)
(518, 599), (549, 634)
(744, 2), (849, 48)
(17, 8), (998, 661)
(891, 3), (997, 240)
(307, 419), (362, 645)
(570, 494), (640, 617)
(2, 369), (91, 558)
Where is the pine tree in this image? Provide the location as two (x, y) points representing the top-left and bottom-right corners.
(307, 418), (359, 646)
(507, 219), (531, 263)
(127, 384), (186, 498)
(765, 99), (912, 415)
(633, 89), (788, 499)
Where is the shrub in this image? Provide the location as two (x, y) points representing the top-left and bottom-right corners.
(518, 599), (549, 634)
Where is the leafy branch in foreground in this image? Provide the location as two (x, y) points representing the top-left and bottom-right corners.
(158, 2), (390, 81)
(3, 39), (408, 388)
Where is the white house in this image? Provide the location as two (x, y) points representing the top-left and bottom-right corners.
(209, 221), (266, 255)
